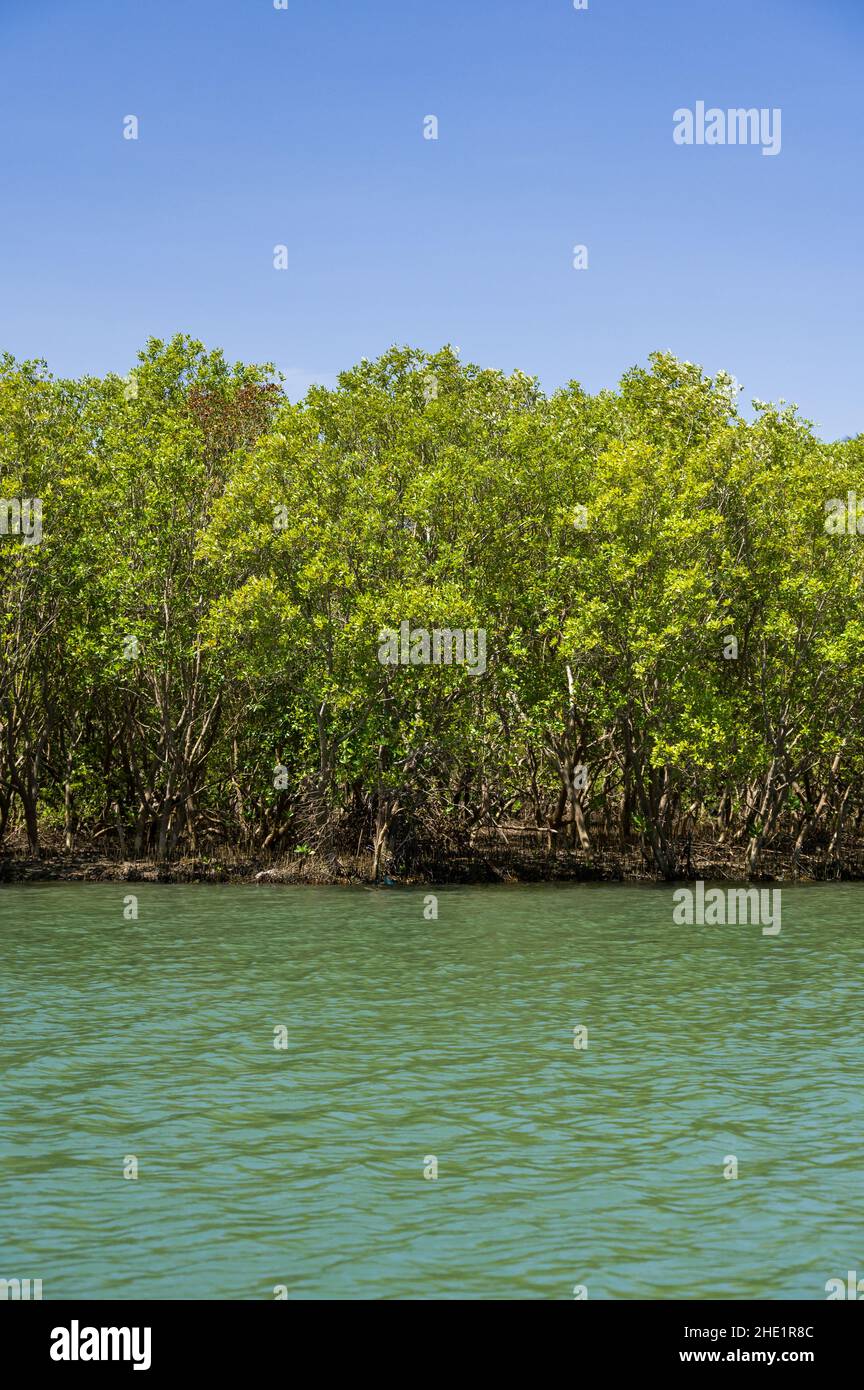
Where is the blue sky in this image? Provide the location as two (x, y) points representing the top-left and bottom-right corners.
(0, 0), (861, 437)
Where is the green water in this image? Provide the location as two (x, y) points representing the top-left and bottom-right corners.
(1, 882), (862, 1300)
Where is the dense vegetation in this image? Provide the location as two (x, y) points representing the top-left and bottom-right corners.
(1, 336), (863, 879)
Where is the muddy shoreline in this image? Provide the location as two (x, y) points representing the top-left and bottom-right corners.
(3, 840), (863, 886)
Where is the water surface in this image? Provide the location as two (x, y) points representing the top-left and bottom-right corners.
(1, 882), (861, 1299)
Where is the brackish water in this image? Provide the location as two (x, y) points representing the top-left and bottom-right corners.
(1, 882), (862, 1300)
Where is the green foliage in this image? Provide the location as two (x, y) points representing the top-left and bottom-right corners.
(1, 336), (862, 877)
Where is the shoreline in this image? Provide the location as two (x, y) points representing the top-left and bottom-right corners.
(3, 841), (864, 887)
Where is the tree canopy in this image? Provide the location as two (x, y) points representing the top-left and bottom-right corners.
(1, 336), (862, 879)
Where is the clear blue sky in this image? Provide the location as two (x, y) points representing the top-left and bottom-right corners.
(0, 0), (861, 437)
